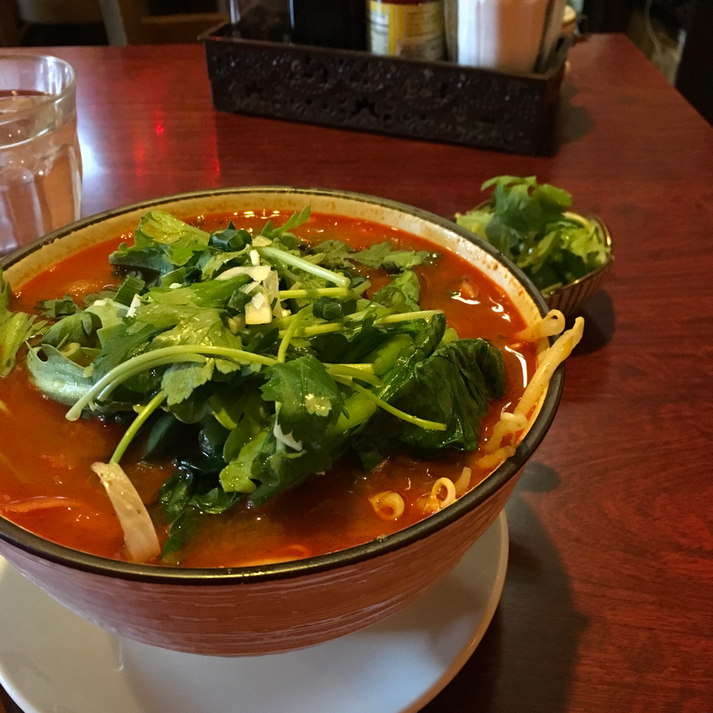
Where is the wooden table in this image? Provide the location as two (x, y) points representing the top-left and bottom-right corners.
(1, 34), (712, 713)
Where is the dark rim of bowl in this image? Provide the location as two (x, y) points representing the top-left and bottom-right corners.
(0, 186), (565, 584)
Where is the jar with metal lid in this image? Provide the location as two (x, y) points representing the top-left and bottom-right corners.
(367, 0), (446, 61)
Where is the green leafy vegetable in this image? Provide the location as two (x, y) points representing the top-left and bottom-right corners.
(352, 338), (505, 470)
(372, 270), (421, 312)
(26, 345), (95, 405)
(351, 242), (435, 272)
(0, 267), (46, 376)
(114, 275), (146, 306)
(456, 175), (610, 295)
(310, 240), (435, 273)
(42, 310), (100, 349)
(2, 207), (511, 562)
(261, 355), (344, 443)
(35, 294), (79, 319)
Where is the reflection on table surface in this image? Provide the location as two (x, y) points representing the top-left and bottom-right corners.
(1, 34), (713, 713)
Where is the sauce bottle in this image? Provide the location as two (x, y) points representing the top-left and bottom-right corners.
(290, 0), (367, 50)
(367, 0), (446, 61)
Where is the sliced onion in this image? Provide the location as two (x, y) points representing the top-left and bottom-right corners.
(90, 462), (160, 564)
(2, 496), (87, 513)
(216, 265), (271, 282)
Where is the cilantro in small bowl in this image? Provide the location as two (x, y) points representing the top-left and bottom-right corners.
(456, 175), (612, 313)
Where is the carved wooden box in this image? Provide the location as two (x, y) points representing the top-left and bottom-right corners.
(202, 23), (569, 156)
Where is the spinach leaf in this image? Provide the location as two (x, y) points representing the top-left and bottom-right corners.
(308, 332), (350, 363)
(110, 212), (211, 277)
(110, 241), (173, 277)
(351, 338), (505, 469)
(170, 452), (243, 515)
(373, 313), (446, 404)
(220, 429), (268, 493)
(248, 427), (337, 507)
(312, 295), (356, 321)
(160, 470), (197, 522)
(395, 338), (506, 451)
(143, 412), (190, 461)
(191, 488), (242, 514)
(209, 223), (251, 252)
(161, 510), (198, 561)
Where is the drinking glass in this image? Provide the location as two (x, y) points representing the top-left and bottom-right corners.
(0, 54), (82, 255)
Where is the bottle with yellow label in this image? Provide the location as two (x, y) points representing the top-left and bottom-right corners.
(367, 0), (446, 61)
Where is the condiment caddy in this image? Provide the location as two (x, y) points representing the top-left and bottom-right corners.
(201, 13), (571, 155)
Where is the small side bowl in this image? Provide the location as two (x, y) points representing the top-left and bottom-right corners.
(0, 187), (565, 656)
(545, 216), (612, 315)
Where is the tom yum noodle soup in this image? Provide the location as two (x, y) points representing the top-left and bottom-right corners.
(0, 208), (582, 568)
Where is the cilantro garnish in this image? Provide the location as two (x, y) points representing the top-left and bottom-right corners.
(0, 267), (47, 377)
(456, 175), (611, 295)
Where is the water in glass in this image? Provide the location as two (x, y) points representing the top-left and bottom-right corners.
(0, 57), (82, 255)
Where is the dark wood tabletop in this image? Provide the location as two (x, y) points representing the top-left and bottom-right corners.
(1, 34), (712, 713)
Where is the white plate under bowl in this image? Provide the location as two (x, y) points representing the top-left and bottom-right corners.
(0, 513), (507, 713)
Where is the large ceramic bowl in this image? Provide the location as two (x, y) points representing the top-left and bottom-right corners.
(0, 187), (564, 656)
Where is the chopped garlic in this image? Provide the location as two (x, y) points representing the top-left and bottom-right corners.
(126, 293), (142, 318)
(263, 269), (284, 318)
(245, 288), (272, 324)
(228, 315), (245, 334)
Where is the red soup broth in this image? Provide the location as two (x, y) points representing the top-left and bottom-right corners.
(0, 210), (537, 567)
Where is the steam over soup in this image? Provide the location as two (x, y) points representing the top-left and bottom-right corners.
(0, 209), (581, 567)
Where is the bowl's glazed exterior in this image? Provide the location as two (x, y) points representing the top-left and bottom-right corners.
(0, 187), (564, 656)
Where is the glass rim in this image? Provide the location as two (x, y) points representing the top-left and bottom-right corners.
(0, 53), (77, 114)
